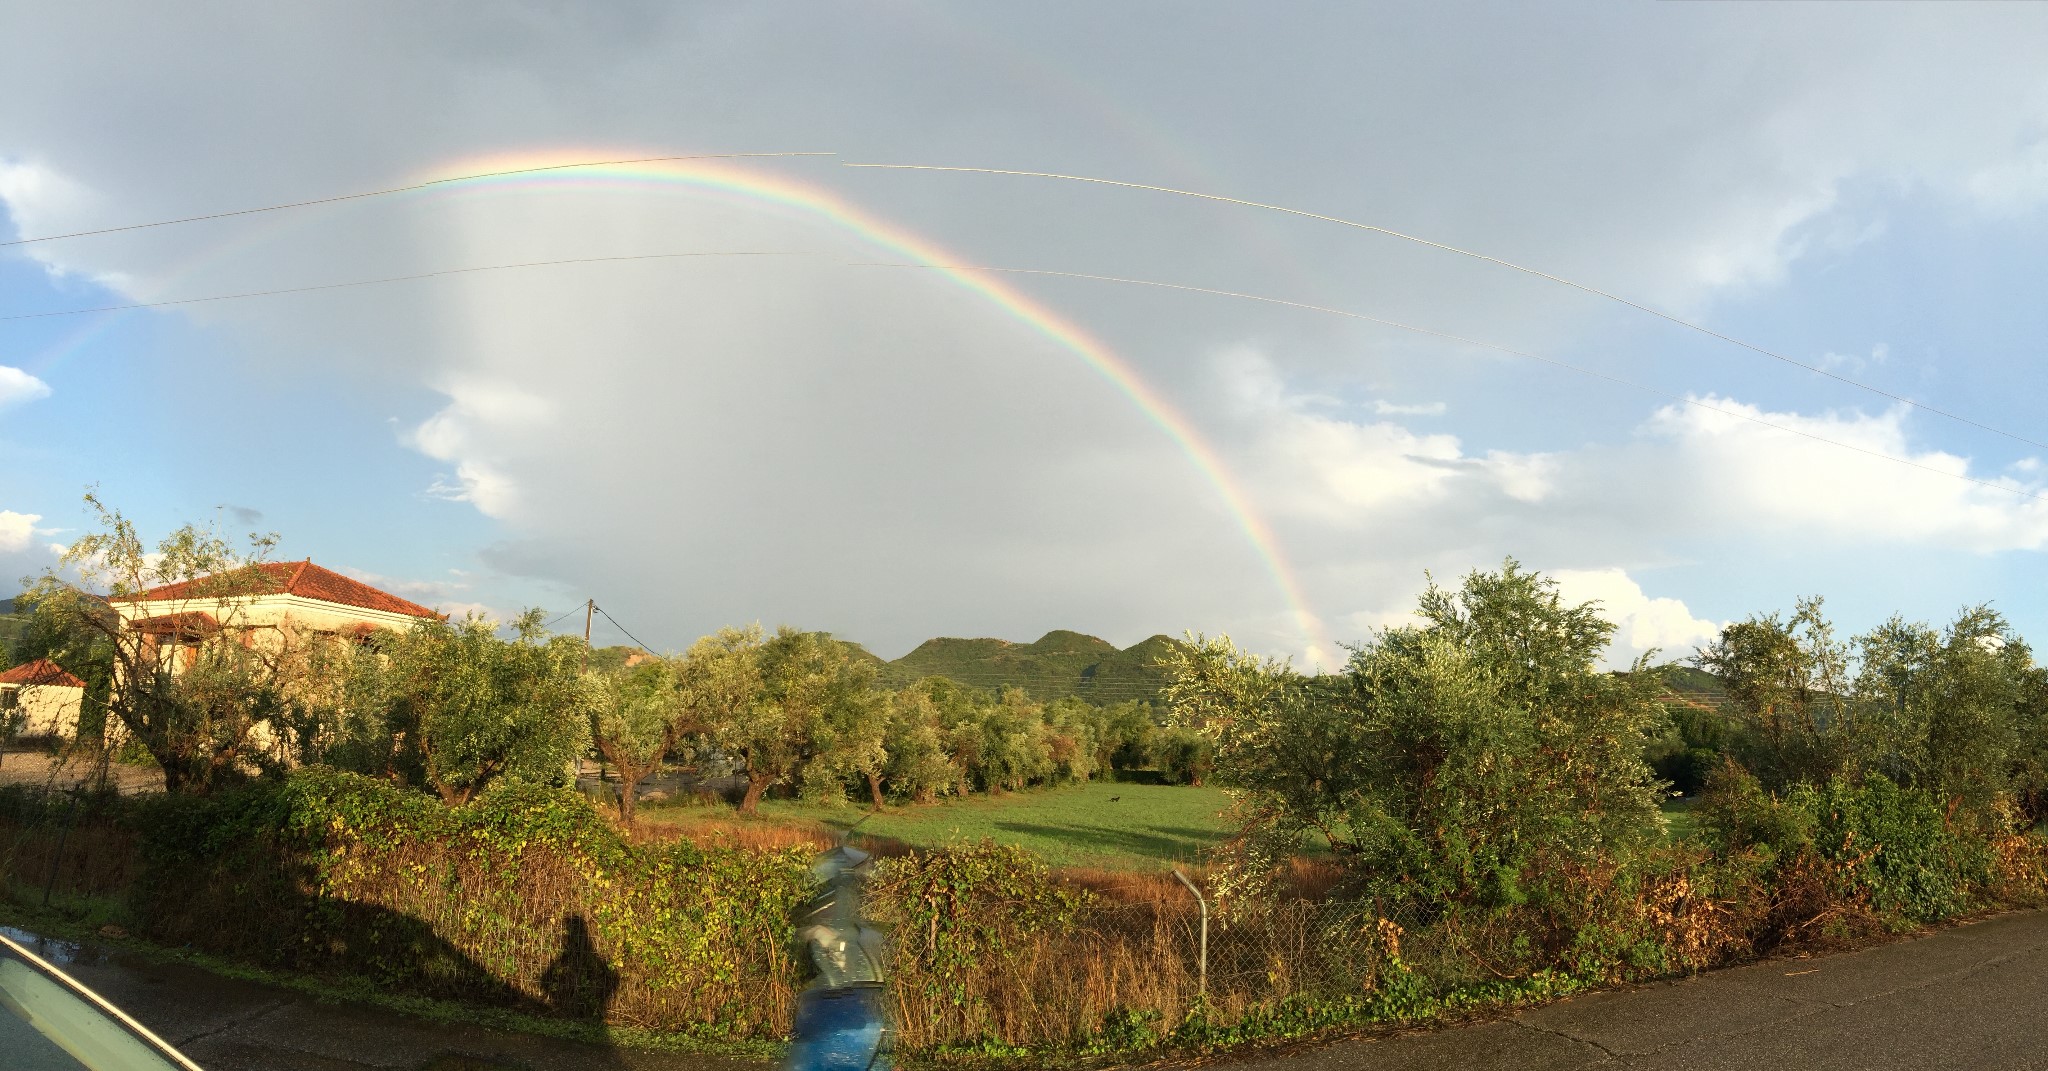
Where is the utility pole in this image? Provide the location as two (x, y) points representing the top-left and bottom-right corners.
(582, 598), (594, 673)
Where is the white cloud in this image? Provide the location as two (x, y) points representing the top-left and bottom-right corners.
(1966, 140), (2048, 216)
(0, 367), (52, 408)
(1220, 351), (1557, 522)
(0, 159), (88, 243)
(1551, 568), (1724, 667)
(1371, 400), (1447, 417)
(1690, 184), (1842, 294)
(1645, 396), (2048, 551)
(1818, 343), (1889, 373)
(408, 379), (557, 520)
(0, 511), (40, 554)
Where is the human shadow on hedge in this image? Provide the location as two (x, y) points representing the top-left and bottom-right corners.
(128, 792), (626, 1028)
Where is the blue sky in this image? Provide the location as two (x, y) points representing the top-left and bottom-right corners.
(3, 3), (2046, 665)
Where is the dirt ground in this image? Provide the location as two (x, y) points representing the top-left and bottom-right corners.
(0, 748), (164, 794)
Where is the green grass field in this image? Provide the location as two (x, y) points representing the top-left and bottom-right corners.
(1660, 797), (1700, 842)
(650, 781), (1237, 871)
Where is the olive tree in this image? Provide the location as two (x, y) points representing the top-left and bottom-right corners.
(20, 494), (301, 793)
(589, 657), (690, 824)
(378, 611), (595, 805)
(710, 627), (880, 814)
(879, 687), (960, 803)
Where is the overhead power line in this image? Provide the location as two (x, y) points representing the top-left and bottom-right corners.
(854, 261), (2048, 506)
(537, 606), (585, 632)
(8, 241), (2038, 507)
(591, 603), (660, 656)
(845, 161), (2048, 454)
(0, 251), (809, 322)
(0, 151), (834, 249)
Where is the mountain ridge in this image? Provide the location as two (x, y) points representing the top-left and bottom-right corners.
(880, 629), (1186, 704)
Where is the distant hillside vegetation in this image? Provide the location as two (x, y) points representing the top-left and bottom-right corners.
(1652, 662), (1727, 697)
(882, 629), (1188, 704)
(0, 598), (22, 660)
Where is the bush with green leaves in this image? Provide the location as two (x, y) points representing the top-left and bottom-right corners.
(1853, 606), (2032, 818)
(1797, 774), (1992, 925)
(1692, 761), (1813, 861)
(1695, 597), (1858, 793)
(1165, 560), (1666, 918)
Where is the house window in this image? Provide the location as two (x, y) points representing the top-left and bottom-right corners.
(0, 689), (17, 710)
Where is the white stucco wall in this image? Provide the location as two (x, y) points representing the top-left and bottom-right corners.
(115, 592), (431, 637)
(2, 682), (84, 738)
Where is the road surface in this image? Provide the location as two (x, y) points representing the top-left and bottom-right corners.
(1225, 908), (2048, 1071)
(11, 909), (2048, 1069)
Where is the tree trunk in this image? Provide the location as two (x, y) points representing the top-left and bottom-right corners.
(740, 772), (773, 815)
(618, 770), (644, 824)
(866, 771), (886, 809)
(596, 739), (662, 825)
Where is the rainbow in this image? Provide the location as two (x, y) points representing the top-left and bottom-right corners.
(21, 152), (1335, 665)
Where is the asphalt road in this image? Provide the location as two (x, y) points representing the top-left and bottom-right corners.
(12, 909), (2048, 1070)
(3, 928), (752, 1071)
(1227, 909), (2048, 1071)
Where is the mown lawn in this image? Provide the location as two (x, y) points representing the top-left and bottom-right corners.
(646, 780), (1237, 871)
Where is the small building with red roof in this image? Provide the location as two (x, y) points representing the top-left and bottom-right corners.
(0, 658), (87, 738)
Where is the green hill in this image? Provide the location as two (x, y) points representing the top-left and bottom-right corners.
(0, 598), (23, 661)
(1652, 663), (1727, 697)
(881, 630), (1187, 704)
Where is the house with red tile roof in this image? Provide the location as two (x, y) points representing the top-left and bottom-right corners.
(0, 658), (87, 738)
(102, 560), (445, 755)
(111, 559), (441, 684)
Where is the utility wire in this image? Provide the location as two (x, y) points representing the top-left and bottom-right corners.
(1, 152), (834, 248)
(854, 261), (2048, 506)
(845, 162), (2048, 453)
(0, 251), (809, 322)
(538, 606), (584, 632)
(10, 239), (2038, 506)
(592, 603), (660, 656)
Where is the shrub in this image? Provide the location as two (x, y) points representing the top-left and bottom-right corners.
(1693, 761), (1812, 861)
(1796, 775), (1990, 925)
(1165, 561), (1667, 922)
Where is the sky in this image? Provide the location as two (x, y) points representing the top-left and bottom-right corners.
(2, 2), (2046, 668)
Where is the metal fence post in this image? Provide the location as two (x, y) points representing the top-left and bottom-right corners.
(1172, 868), (1208, 1001)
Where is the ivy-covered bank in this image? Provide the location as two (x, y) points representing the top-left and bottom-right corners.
(2, 767), (2045, 1066)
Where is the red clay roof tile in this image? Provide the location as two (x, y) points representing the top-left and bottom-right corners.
(118, 560), (442, 619)
(0, 659), (86, 689)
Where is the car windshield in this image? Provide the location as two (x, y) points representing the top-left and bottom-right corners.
(0, 935), (193, 1071)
